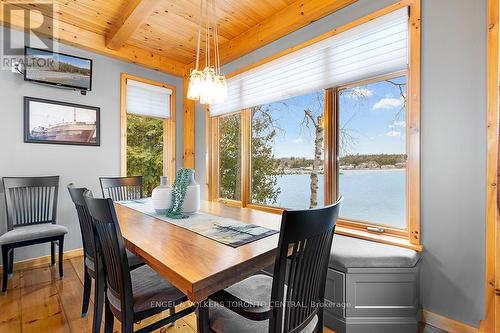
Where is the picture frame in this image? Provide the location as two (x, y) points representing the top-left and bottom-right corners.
(24, 97), (100, 146)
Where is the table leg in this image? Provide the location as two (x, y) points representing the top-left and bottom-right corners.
(196, 299), (210, 333)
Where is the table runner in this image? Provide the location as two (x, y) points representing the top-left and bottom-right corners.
(117, 198), (278, 248)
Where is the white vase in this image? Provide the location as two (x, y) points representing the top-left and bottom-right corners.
(152, 176), (172, 214)
(182, 171), (200, 214)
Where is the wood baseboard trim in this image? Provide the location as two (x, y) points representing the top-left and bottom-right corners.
(421, 310), (479, 333)
(0, 248), (84, 273)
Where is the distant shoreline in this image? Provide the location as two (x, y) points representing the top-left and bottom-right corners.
(282, 168), (405, 175)
(340, 168), (405, 172)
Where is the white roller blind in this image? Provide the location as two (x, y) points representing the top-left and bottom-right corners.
(211, 8), (408, 116)
(126, 79), (173, 118)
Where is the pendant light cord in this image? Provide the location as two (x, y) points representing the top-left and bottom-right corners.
(212, 0), (221, 75)
(195, 0), (203, 70)
(205, 0), (210, 69)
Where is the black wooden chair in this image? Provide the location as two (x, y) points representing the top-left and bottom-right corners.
(67, 184), (144, 332)
(99, 176), (144, 201)
(206, 198), (342, 333)
(83, 190), (195, 333)
(1, 176), (68, 292)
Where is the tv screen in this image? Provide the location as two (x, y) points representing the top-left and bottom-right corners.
(24, 47), (92, 91)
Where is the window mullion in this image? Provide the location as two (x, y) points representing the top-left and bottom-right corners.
(324, 88), (338, 206)
(241, 109), (252, 207)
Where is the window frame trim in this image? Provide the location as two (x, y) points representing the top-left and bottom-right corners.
(207, 0), (421, 250)
(120, 72), (177, 183)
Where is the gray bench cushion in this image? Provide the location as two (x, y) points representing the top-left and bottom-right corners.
(330, 235), (420, 271)
(0, 224), (68, 245)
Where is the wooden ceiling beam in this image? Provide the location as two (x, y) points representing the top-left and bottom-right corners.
(0, 5), (187, 77)
(106, 0), (163, 50)
(188, 0), (357, 69)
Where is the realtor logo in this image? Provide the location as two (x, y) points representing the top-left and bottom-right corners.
(1, 1), (57, 70)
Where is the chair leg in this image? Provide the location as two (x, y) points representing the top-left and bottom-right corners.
(51, 241), (56, 266)
(196, 299), (210, 333)
(58, 237), (64, 278)
(316, 309), (324, 333)
(8, 248), (14, 275)
(104, 300), (114, 333)
(2, 246), (9, 293)
(169, 306), (176, 326)
(122, 319), (133, 333)
(81, 267), (91, 317)
(93, 268), (105, 333)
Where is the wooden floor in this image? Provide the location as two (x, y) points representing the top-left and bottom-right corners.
(0, 256), (336, 333)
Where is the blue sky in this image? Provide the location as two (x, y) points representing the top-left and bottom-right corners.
(261, 76), (407, 159)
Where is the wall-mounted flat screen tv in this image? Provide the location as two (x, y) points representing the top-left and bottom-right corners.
(24, 47), (92, 91)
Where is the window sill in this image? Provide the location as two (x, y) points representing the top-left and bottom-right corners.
(213, 200), (422, 252)
(335, 225), (422, 252)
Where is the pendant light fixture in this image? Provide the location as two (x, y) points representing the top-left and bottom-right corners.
(187, 0), (227, 105)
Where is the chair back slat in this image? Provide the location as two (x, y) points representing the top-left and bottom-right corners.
(2, 176), (59, 230)
(67, 184), (97, 261)
(270, 198), (342, 333)
(99, 177), (144, 201)
(84, 191), (133, 315)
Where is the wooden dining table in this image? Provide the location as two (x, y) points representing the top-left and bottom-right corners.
(114, 200), (283, 332)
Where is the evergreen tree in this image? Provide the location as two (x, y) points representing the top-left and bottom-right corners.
(126, 114), (164, 196)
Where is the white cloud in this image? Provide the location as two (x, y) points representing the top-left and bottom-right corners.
(386, 130), (402, 137)
(346, 88), (374, 98)
(293, 138), (304, 143)
(372, 97), (404, 110)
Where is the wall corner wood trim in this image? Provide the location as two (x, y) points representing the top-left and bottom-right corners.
(182, 74), (196, 169)
(407, 0), (421, 246)
(421, 310), (479, 333)
(485, 0), (500, 332)
(120, 73), (128, 177)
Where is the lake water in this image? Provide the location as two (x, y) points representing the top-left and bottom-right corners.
(274, 169), (406, 229)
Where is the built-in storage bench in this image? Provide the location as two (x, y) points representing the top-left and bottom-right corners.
(325, 235), (422, 333)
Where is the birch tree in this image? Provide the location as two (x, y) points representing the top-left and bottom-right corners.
(302, 109), (324, 208)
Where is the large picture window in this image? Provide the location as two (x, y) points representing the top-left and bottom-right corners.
(208, 2), (420, 249)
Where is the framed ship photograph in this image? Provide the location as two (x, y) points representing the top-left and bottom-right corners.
(24, 97), (100, 146)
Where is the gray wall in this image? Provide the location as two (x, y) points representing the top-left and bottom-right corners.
(0, 28), (183, 263)
(194, 0), (486, 327)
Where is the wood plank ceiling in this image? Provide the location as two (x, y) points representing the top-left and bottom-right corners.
(1, 0), (356, 75)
